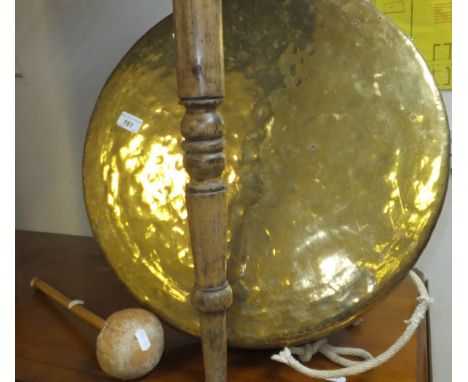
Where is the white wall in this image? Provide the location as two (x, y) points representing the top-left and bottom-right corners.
(15, 0), (172, 236)
(15, 2), (451, 381)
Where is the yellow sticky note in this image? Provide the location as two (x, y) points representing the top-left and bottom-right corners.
(372, 0), (452, 90)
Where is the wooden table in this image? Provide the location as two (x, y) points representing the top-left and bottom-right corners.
(16, 230), (432, 381)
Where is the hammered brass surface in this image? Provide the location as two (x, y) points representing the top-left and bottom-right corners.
(83, 0), (450, 348)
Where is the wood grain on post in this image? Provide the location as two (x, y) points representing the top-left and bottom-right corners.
(172, 1), (232, 382)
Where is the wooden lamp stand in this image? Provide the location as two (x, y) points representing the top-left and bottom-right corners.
(172, 1), (232, 381)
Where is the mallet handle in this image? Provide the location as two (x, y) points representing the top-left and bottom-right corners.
(31, 277), (105, 331)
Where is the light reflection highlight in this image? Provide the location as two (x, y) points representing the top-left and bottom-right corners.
(414, 156), (442, 211)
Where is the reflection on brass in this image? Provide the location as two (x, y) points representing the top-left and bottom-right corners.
(83, 0), (450, 348)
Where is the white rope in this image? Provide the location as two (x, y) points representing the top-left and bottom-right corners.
(271, 270), (433, 381)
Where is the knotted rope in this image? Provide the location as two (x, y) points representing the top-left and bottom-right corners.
(271, 270), (432, 382)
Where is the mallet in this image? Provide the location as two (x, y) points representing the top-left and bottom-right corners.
(30, 277), (164, 380)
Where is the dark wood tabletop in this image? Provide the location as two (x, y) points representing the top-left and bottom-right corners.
(15, 230), (431, 382)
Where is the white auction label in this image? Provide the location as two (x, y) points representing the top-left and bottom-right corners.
(117, 111), (143, 133)
(134, 328), (151, 352)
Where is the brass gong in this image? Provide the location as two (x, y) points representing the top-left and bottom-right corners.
(83, 0), (450, 348)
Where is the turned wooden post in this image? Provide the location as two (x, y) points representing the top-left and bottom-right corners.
(172, 1), (232, 381)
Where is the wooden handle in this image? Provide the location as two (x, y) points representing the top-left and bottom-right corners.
(172, 1), (232, 381)
(31, 277), (105, 331)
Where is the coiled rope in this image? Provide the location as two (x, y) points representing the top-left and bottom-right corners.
(271, 270), (432, 382)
